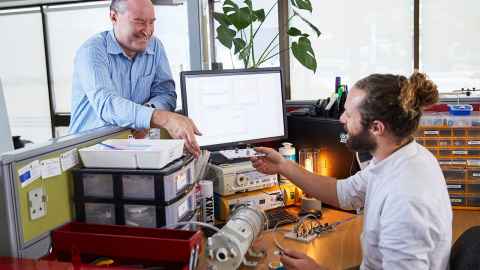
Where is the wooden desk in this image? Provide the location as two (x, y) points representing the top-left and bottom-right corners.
(242, 208), (363, 270)
(200, 208), (480, 270)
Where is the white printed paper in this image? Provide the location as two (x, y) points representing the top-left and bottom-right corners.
(41, 158), (62, 179)
(18, 160), (41, 188)
(60, 148), (79, 171)
(30, 160), (41, 180)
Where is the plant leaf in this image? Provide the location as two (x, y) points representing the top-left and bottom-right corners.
(254, 9), (265, 22)
(243, 0), (253, 10)
(290, 0), (298, 8)
(224, 0), (238, 9)
(293, 0), (312, 12)
(233, 38), (246, 54)
(293, 9), (321, 37)
(287, 27), (302, 36)
(213, 12), (231, 27)
(239, 43), (252, 64)
(223, 0), (239, 15)
(216, 25), (236, 49)
(228, 7), (252, 30)
(291, 36), (317, 72)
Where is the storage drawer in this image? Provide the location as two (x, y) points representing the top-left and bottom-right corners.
(450, 194), (466, 207)
(466, 183), (480, 193)
(468, 169), (480, 180)
(84, 203), (115, 225)
(82, 174), (114, 199)
(418, 138), (480, 148)
(447, 181), (466, 192)
(443, 169), (466, 180)
(467, 194), (480, 207)
(438, 148), (480, 158)
(75, 188), (197, 228)
(73, 155), (195, 204)
(416, 128), (454, 137)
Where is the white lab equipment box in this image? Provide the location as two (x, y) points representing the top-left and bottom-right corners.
(79, 139), (184, 169)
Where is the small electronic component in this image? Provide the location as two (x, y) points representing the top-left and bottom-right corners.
(284, 222), (336, 242)
(283, 214), (336, 243)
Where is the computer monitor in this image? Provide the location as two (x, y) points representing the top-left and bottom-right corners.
(181, 68), (287, 150)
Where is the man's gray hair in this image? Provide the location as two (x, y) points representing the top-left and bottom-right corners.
(110, 0), (128, 13)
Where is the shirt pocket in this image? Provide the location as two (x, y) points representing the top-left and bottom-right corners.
(134, 74), (155, 104)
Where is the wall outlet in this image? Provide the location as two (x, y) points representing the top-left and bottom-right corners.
(28, 187), (47, 220)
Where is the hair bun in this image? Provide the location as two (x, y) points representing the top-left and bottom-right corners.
(400, 72), (439, 113)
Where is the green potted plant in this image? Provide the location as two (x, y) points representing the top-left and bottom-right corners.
(213, 0), (320, 72)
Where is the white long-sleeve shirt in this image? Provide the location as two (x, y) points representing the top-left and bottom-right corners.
(337, 141), (452, 270)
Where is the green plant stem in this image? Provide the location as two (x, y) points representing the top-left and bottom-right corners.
(252, 1), (278, 40)
(258, 42), (280, 64)
(240, 30), (249, 68)
(257, 47), (290, 66)
(256, 13), (295, 66)
(250, 10), (255, 67)
(256, 32), (279, 65)
(229, 50), (235, 69)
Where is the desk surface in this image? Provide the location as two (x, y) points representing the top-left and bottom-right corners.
(200, 208), (480, 270)
(198, 207), (363, 270)
(245, 207), (363, 270)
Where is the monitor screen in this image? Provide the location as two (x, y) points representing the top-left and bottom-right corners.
(181, 68), (286, 150)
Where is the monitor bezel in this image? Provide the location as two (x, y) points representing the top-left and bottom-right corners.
(180, 67), (288, 151)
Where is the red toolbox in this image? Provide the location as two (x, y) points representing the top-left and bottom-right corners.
(44, 222), (203, 270)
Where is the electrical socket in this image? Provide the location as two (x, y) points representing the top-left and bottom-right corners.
(28, 187), (47, 220)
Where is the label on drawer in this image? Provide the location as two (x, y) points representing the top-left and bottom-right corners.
(451, 198), (463, 203)
(439, 160), (466, 166)
(452, 150), (468, 155)
(468, 141), (480, 145)
(468, 160), (480, 166)
(473, 173), (480, 177)
(424, 130), (439, 135)
(447, 184), (463, 189)
(176, 172), (188, 192)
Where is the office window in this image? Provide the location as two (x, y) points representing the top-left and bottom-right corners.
(47, 2), (191, 113)
(0, 8), (52, 143)
(420, 0), (480, 93)
(154, 3), (191, 109)
(290, 1), (414, 100)
(45, 2), (111, 114)
(213, 0), (280, 69)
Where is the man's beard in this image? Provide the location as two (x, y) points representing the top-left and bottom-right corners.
(345, 126), (377, 153)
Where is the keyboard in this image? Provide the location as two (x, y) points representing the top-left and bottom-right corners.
(265, 207), (299, 229)
(210, 151), (251, 165)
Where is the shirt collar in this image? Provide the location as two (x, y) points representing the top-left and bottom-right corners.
(107, 29), (155, 56)
(367, 140), (418, 173)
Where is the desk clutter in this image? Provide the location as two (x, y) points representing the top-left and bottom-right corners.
(72, 139), (348, 269)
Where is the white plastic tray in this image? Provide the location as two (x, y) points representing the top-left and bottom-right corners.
(79, 139), (184, 169)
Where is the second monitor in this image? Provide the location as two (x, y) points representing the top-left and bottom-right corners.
(180, 68), (287, 151)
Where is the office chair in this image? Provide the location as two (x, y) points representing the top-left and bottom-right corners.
(450, 226), (480, 270)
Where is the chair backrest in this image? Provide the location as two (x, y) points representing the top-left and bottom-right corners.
(450, 226), (480, 270)
(0, 78), (13, 154)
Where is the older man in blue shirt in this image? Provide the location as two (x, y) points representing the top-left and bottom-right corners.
(70, 0), (200, 156)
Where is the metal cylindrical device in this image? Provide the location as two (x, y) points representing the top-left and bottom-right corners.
(207, 205), (265, 270)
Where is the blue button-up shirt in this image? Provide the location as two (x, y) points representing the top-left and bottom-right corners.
(69, 30), (176, 133)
